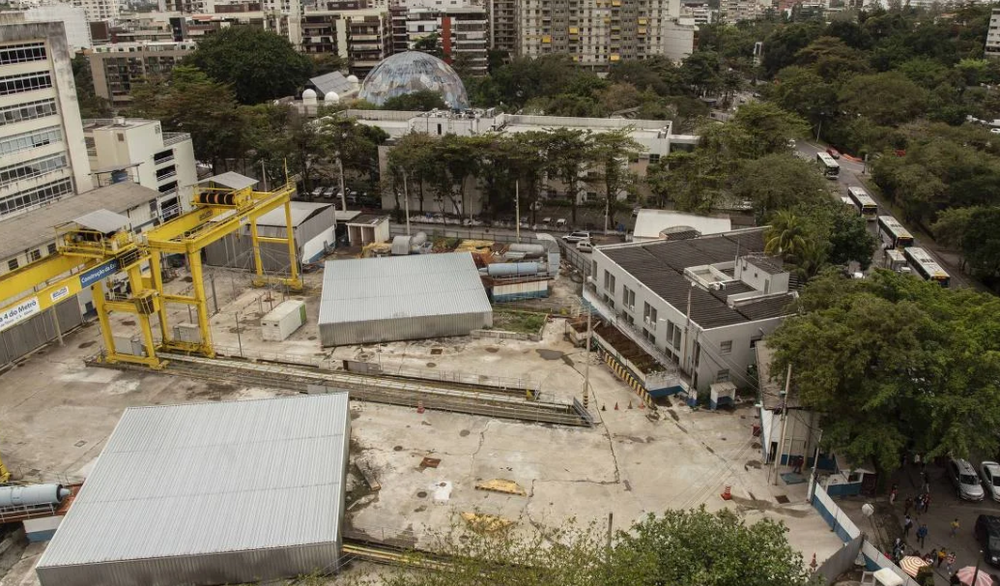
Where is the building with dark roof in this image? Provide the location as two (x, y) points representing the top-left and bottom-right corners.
(585, 228), (797, 394)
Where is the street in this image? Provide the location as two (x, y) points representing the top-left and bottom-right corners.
(794, 141), (980, 290)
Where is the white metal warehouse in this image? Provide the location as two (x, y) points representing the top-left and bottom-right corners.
(319, 251), (493, 346)
(36, 394), (350, 586)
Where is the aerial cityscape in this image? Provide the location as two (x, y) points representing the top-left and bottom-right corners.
(0, 0), (998, 584)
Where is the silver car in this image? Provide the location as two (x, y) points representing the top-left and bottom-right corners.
(950, 458), (986, 501)
(981, 461), (1000, 502)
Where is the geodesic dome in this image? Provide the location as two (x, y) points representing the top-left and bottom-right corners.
(359, 51), (469, 110)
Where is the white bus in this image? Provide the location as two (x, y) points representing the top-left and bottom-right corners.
(877, 215), (914, 249)
(904, 247), (950, 287)
(816, 152), (840, 179)
(847, 186), (878, 221)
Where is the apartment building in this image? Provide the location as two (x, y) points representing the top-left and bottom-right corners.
(87, 41), (196, 107)
(487, 0), (516, 54)
(72, 0), (121, 23)
(987, 7), (1000, 58)
(0, 20), (93, 220)
(679, 1), (715, 25)
(390, 6), (488, 74)
(514, 0), (694, 68)
(719, 0), (763, 22)
(83, 117), (197, 220)
(301, 7), (391, 77)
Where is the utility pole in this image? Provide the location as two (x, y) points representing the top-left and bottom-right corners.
(260, 160), (268, 192)
(402, 169), (411, 237)
(235, 311), (243, 357)
(772, 363), (793, 486)
(515, 180), (521, 244)
(680, 284), (693, 374)
(337, 157), (347, 213)
(583, 302), (592, 410)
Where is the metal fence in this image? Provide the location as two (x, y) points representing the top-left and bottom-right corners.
(388, 224), (544, 245)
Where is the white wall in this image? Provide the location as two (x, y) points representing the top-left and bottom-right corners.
(23, 5), (92, 50)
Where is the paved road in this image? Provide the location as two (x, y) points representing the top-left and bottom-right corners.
(794, 141), (980, 290)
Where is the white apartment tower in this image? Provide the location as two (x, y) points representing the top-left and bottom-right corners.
(0, 18), (93, 219)
(987, 7), (1000, 58)
(72, 0), (120, 23)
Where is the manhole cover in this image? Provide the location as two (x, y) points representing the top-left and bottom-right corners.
(74, 440), (87, 447)
(416, 491), (427, 498)
(775, 495), (790, 504)
(459, 430), (470, 437)
(393, 445), (403, 451)
(426, 362), (436, 368)
(308, 336), (317, 341)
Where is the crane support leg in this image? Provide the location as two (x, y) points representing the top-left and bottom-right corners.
(187, 252), (214, 357)
(149, 249), (170, 345)
(92, 281), (118, 363)
(284, 201), (301, 288)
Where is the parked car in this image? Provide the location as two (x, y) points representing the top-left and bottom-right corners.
(563, 231), (591, 243)
(826, 147), (841, 159)
(555, 218), (567, 228)
(982, 461), (1000, 502)
(950, 457), (986, 501)
(310, 186), (324, 198)
(576, 240), (594, 253)
(991, 128), (1000, 135)
(323, 186), (337, 199)
(975, 515), (1000, 567)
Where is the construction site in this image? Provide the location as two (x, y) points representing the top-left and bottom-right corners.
(0, 174), (844, 586)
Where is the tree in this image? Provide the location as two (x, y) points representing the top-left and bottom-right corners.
(838, 72), (928, 126)
(542, 128), (596, 225)
(311, 53), (344, 76)
(412, 32), (444, 59)
(769, 66), (837, 133)
(764, 210), (809, 259)
(961, 207), (1000, 283)
(386, 132), (440, 213)
(794, 36), (871, 82)
(768, 270), (1000, 474)
(731, 102), (809, 158)
(733, 153), (828, 222)
(382, 90), (448, 111)
(71, 54), (112, 118)
(825, 207), (877, 270)
(431, 134), (483, 218)
(591, 130), (642, 232)
(931, 205), (977, 249)
(184, 26), (314, 104)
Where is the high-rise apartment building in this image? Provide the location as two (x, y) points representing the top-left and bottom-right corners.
(487, 0), (516, 54)
(390, 6), (489, 74)
(301, 6), (392, 77)
(22, 5), (93, 50)
(987, 7), (1000, 58)
(719, 0), (762, 22)
(515, 0), (692, 68)
(0, 19), (93, 219)
(72, 0), (121, 23)
(87, 41), (196, 107)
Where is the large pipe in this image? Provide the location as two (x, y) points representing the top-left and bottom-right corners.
(507, 243), (546, 258)
(0, 484), (71, 508)
(487, 262), (540, 277)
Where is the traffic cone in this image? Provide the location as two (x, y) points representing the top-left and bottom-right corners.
(638, 400), (645, 410)
(601, 404), (606, 411)
(721, 485), (732, 500)
(809, 553), (817, 571)
(627, 401), (633, 409)
(614, 402), (619, 411)
(417, 400), (424, 414)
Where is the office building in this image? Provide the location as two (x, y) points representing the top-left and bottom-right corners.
(390, 6), (489, 74)
(0, 20), (93, 219)
(83, 117), (197, 219)
(987, 7), (1000, 58)
(586, 229), (797, 393)
(514, 0), (694, 68)
(87, 41), (195, 107)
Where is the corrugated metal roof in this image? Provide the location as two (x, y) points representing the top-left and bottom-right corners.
(310, 71), (354, 96)
(73, 209), (130, 234)
(255, 201), (332, 227)
(0, 182), (160, 260)
(199, 172), (258, 191)
(37, 394), (348, 569)
(319, 252), (492, 326)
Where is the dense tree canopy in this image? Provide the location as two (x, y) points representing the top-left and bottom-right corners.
(184, 26), (314, 104)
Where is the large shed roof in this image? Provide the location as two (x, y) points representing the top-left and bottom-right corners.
(37, 394), (348, 570)
(319, 252), (492, 326)
(255, 201), (333, 227)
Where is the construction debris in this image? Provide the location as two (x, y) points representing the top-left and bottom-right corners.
(420, 457), (441, 469)
(474, 479), (527, 496)
(461, 512), (514, 533)
(356, 459), (381, 491)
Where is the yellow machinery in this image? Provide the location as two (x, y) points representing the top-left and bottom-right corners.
(0, 176), (301, 369)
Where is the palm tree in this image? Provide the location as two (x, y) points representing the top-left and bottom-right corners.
(764, 211), (808, 258)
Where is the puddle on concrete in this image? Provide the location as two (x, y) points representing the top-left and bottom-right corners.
(416, 491), (427, 498)
(666, 409), (680, 422)
(308, 336), (317, 341)
(459, 430), (470, 437)
(78, 341), (96, 349)
(485, 347), (499, 353)
(430, 348), (443, 355)
(536, 349), (564, 361)
(746, 460), (763, 469)
(121, 320), (136, 326)
(426, 362), (436, 368)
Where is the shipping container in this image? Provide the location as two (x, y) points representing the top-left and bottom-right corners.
(261, 300), (307, 342)
(491, 279), (549, 302)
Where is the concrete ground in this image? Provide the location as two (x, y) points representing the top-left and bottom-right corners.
(0, 267), (843, 584)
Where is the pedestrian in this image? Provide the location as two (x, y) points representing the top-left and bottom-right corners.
(922, 477), (931, 494)
(923, 493), (932, 513)
(950, 518), (960, 537)
(890, 484), (898, 505)
(904, 496), (913, 515)
(904, 514), (914, 538)
(917, 523), (928, 548)
(937, 547), (947, 567)
(916, 493), (925, 512)
(946, 551), (956, 574)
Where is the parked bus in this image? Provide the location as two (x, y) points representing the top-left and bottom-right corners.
(877, 215), (914, 249)
(904, 247), (950, 287)
(816, 152), (840, 179)
(847, 186), (878, 221)
(884, 248), (907, 273)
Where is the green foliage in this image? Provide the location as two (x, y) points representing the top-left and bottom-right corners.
(768, 270), (1000, 473)
(71, 54), (111, 118)
(381, 90), (448, 111)
(184, 26), (313, 104)
(735, 153), (828, 221)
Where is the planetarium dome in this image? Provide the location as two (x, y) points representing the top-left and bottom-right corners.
(359, 51), (469, 110)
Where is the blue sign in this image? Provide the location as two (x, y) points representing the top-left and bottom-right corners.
(80, 259), (120, 288)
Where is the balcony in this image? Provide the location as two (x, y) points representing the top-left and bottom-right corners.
(162, 132), (189, 147)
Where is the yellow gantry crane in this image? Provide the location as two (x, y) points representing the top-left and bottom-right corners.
(0, 175), (302, 371)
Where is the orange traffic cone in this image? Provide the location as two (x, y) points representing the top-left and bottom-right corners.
(721, 485), (732, 500)
(638, 400), (645, 410)
(614, 402), (619, 411)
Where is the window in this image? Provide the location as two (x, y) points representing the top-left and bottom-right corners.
(158, 181), (177, 194)
(591, 260), (597, 278)
(643, 302), (657, 326)
(0, 177), (72, 215)
(436, 123), (442, 135)
(0, 71), (53, 96)
(0, 126), (62, 157)
(603, 270), (615, 294)
(47, 242), (57, 255)
(649, 153), (660, 163)
(720, 340), (732, 354)
(623, 313), (634, 325)
(716, 368), (729, 382)
(29, 249), (41, 262)
(155, 165), (176, 181)
(7, 259), (17, 271)
(0, 153), (67, 186)
(643, 329), (654, 343)
(0, 42), (47, 65)
(622, 285), (635, 310)
(0, 98), (57, 127)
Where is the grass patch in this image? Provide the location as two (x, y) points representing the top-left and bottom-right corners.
(492, 310), (547, 334)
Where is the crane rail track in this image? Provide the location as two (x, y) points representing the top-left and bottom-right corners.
(91, 352), (591, 427)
